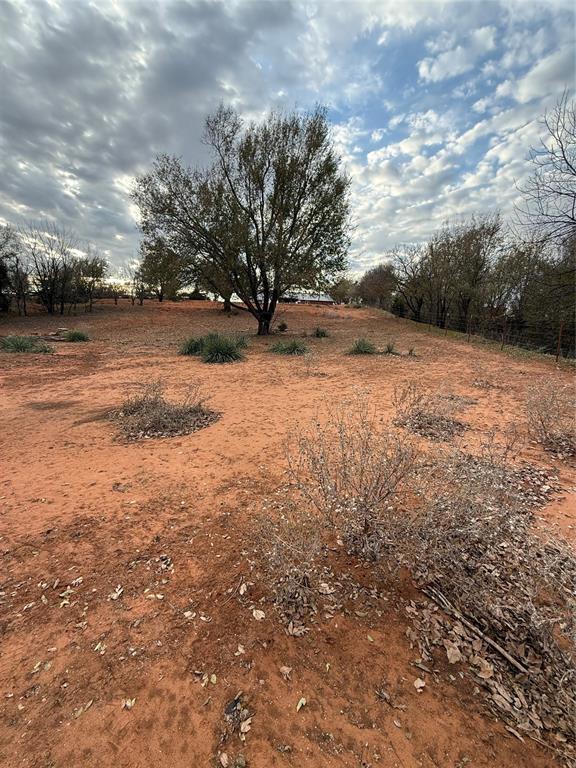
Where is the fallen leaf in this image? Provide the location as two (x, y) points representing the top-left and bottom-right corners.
(296, 697), (306, 711)
(122, 698), (136, 710)
(252, 609), (265, 621)
(413, 678), (426, 692)
(219, 753), (229, 767)
(279, 665), (292, 681)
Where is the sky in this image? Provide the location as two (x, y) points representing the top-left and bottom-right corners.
(0, 0), (574, 273)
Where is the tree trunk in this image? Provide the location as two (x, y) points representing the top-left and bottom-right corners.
(222, 296), (231, 312)
(257, 314), (271, 335)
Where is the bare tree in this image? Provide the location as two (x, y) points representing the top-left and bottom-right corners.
(516, 91), (576, 244)
(22, 222), (79, 315)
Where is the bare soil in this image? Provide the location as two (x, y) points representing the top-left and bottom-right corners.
(1, 300), (574, 768)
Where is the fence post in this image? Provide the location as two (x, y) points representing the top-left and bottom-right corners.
(556, 320), (564, 362)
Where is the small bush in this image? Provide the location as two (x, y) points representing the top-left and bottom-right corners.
(0, 336), (53, 354)
(201, 334), (245, 363)
(179, 333), (246, 362)
(526, 382), (575, 459)
(314, 327), (329, 338)
(271, 339), (308, 355)
(179, 335), (207, 356)
(393, 382), (467, 441)
(65, 330), (89, 342)
(348, 338), (376, 355)
(277, 321), (288, 333)
(384, 341), (397, 355)
(110, 381), (218, 441)
(288, 396), (417, 561)
(407, 347), (416, 357)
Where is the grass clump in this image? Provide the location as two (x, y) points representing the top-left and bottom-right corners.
(384, 341), (397, 355)
(393, 382), (468, 441)
(276, 321), (288, 332)
(65, 330), (89, 342)
(0, 336), (53, 354)
(179, 333), (246, 363)
(348, 338), (376, 355)
(313, 327), (329, 337)
(271, 338), (308, 355)
(110, 381), (219, 441)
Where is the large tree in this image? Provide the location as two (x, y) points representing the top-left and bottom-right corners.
(357, 263), (395, 308)
(132, 105), (351, 334)
(139, 237), (186, 302)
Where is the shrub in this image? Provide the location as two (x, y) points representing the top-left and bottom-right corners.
(179, 333), (246, 362)
(393, 382), (467, 441)
(0, 336), (53, 354)
(384, 341), (396, 355)
(179, 335), (207, 356)
(348, 338), (376, 355)
(404, 442), (576, 752)
(277, 321), (288, 332)
(201, 334), (245, 363)
(271, 339), (308, 355)
(65, 330), (89, 342)
(288, 396), (417, 561)
(314, 327), (329, 338)
(407, 347), (416, 357)
(110, 381), (219, 441)
(525, 382), (575, 459)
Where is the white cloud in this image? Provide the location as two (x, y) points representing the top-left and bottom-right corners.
(418, 25), (497, 82)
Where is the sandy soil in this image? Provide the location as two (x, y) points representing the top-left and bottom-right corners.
(0, 300), (574, 768)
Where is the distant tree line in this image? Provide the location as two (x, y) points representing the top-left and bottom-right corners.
(330, 93), (575, 357)
(0, 221), (112, 316)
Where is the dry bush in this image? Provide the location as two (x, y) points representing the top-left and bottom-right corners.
(288, 396), (417, 561)
(404, 441), (576, 756)
(110, 380), (219, 441)
(393, 382), (467, 441)
(526, 381), (575, 459)
(256, 496), (323, 627)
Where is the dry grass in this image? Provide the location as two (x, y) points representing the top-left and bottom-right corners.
(110, 381), (219, 441)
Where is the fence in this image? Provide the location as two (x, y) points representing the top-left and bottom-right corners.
(395, 312), (574, 361)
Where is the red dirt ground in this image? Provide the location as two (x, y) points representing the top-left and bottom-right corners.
(1, 300), (574, 768)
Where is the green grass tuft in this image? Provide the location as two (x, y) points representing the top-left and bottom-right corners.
(201, 334), (245, 363)
(314, 327), (330, 337)
(65, 330), (90, 342)
(0, 336), (53, 354)
(271, 338), (308, 355)
(348, 338), (376, 355)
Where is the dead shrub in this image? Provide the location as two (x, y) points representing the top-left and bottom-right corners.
(288, 396), (417, 561)
(404, 442), (576, 755)
(393, 382), (467, 441)
(110, 380), (219, 441)
(526, 381), (575, 459)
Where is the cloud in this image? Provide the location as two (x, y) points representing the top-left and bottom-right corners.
(418, 26), (497, 82)
(0, 0), (573, 273)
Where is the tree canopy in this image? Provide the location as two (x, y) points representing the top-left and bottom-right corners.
(132, 105), (351, 333)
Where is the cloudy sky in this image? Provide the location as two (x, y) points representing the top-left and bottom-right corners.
(0, 0), (574, 272)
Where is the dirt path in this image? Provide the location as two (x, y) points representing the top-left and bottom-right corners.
(1, 301), (573, 767)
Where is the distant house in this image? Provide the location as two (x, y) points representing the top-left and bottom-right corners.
(281, 291), (335, 306)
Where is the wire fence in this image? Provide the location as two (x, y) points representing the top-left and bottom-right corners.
(394, 312), (575, 360)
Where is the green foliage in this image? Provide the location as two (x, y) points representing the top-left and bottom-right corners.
(348, 338), (376, 355)
(179, 332), (247, 361)
(1, 335), (53, 353)
(65, 330), (89, 342)
(201, 334), (245, 363)
(314, 327), (329, 337)
(271, 339), (308, 355)
(384, 341), (397, 354)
